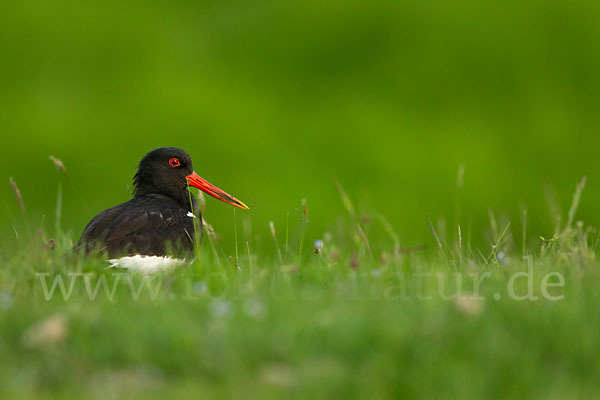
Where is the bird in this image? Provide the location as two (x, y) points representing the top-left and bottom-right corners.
(75, 147), (248, 272)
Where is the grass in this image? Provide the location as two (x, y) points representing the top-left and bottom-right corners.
(1, 177), (599, 399)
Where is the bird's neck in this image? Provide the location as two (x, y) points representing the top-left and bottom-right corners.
(133, 170), (192, 208)
(134, 185), (194, 210)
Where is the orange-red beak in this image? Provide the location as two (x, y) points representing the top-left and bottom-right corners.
(185, 172), (249, 210)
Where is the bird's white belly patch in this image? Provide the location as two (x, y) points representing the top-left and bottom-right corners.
(108, 255), (186, 274)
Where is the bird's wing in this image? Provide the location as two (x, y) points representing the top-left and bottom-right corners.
(76, 204), (124, 251)
(76, 201), (190, 256)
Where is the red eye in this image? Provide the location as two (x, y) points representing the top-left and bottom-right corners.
(169, 158), (180, 167)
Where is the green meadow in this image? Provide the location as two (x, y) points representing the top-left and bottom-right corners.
(1, 0), (600, 398)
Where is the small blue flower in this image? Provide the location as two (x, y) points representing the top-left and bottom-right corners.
(370, 269), (382, 278)
(314, 240), (324, 249)
(193, 281), (207, 295)
(210, 299), (231, 318)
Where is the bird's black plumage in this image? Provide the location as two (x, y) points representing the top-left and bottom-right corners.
(76, 148), (201, 258)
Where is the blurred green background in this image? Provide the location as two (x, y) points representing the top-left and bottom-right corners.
(2, 0), (599, 252)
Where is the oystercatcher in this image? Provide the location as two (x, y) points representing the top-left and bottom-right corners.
(76, 147), (248, 271)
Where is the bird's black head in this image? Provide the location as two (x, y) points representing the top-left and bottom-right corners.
(133, 147), (249, 210)
(133, 147), (194, 205)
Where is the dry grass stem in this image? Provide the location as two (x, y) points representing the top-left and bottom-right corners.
(9, 177), (25, 214)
